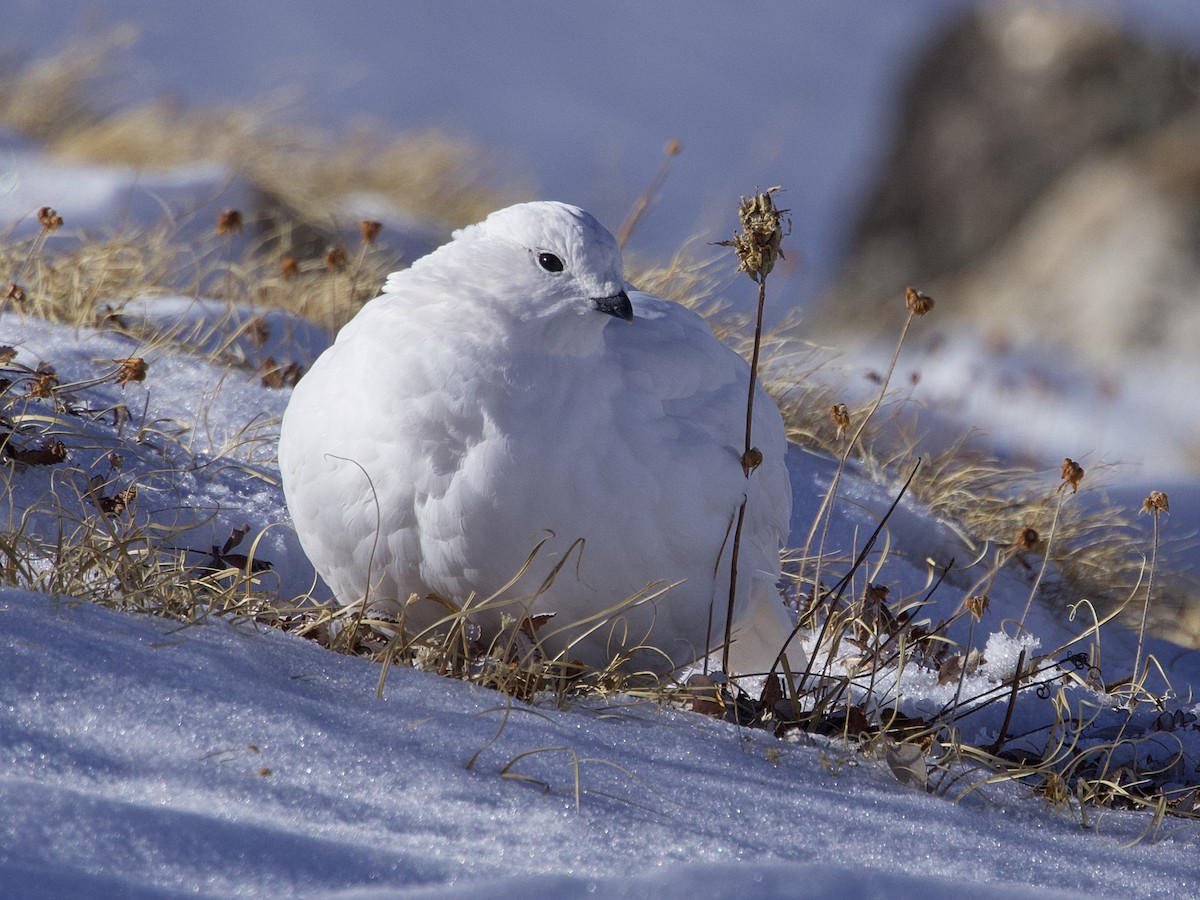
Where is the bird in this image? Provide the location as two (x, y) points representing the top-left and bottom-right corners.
(278, 201), (796, 676)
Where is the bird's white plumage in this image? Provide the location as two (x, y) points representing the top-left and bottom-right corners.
(279, 201), (795, 673)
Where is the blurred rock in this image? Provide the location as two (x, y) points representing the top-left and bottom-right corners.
(820, 1), (1200, 363)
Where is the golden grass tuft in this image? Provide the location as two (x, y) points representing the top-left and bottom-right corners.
(0, 28), (522, 241)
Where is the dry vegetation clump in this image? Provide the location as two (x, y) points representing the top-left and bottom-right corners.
(0, 201), (402, 362)
(634, 202), (1198, 829)
(0, 341), (284, 627)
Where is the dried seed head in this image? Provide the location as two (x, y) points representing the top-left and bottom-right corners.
(904, 286), (934, 316)
(280, 255), (299, 280)
(829, 402), (850, 440)
(260, 357), (303, 389)
(717, 187), (788, 283)
(113, 357), (147, 387)
(4, 283), (26, 307)
(37, 206), (63, 232)
(665, 138), (683, 157)
(1058, 458), (1084, 494)
(1142, 490), (1169, 515)
(324, 246), (348, 271)
(216, 208), (243, 236)
(1014, 526), (1041, 552)
(359, 219), (383, 245)
(1038, 771), (1070, 805)
(96, 484), (137, 517)
(741, 446), (764, 475)
(249, 316), (270, 349)
(964, 594), (990, 622)
(864, 583), (890, 607)
(28, 370), (59, 398)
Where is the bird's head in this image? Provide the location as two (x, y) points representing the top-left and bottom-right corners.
(437, 201), (634, 325)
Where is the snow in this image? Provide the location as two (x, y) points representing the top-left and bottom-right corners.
(3, 3), (1200, 896)
(5, 587), (1199, 900)
(0, 147), (250, 243)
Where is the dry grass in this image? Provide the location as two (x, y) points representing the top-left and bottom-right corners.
(630, 240), (1199, 828)
(0, 28), (520, 240)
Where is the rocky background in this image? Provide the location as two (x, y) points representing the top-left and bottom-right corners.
(821, 3), (1200, 372)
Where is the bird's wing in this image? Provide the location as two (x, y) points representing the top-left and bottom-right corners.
(615, 290), (791, 547)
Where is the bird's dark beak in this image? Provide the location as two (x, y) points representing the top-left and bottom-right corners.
(591, 289), (634, 322)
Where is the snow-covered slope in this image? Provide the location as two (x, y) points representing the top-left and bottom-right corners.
(5, 588), (1198, 900)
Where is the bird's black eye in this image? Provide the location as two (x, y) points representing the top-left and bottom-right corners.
(537, 252), (564, 273)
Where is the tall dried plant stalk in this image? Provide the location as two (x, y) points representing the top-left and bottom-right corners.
(715, 188), (787, 675)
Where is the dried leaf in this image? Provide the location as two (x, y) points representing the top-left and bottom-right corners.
(845, 704), (871, 737)
(4, 438), (67, 466)
(686, 672), (725, 718)
(248, 317), (270, 349)
(210, 545), (272, 574)
(98, 486), (137, 516)
(964, 594), (989, 622)
(885, 741), (928, 790)
(937, 648), (984, 685)
(937, 655), (963, 685)
(221, 524), (250, 555)
(519, 612), (555, 639)
(27, 370), (58, 398)
(324, 246), (348, 271)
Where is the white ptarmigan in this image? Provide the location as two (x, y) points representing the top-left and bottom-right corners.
(279, 201), (796, 675)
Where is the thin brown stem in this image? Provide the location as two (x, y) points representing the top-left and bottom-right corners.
(743, 277), (767, 461)
(1132, 509), (1160, 685)
(1019, 487), (1065, 628)
(616, 142), (680, 248)
(721, 499), (749, 675)
(800, 309), (917, 613)
(723, 276), (769, 674)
